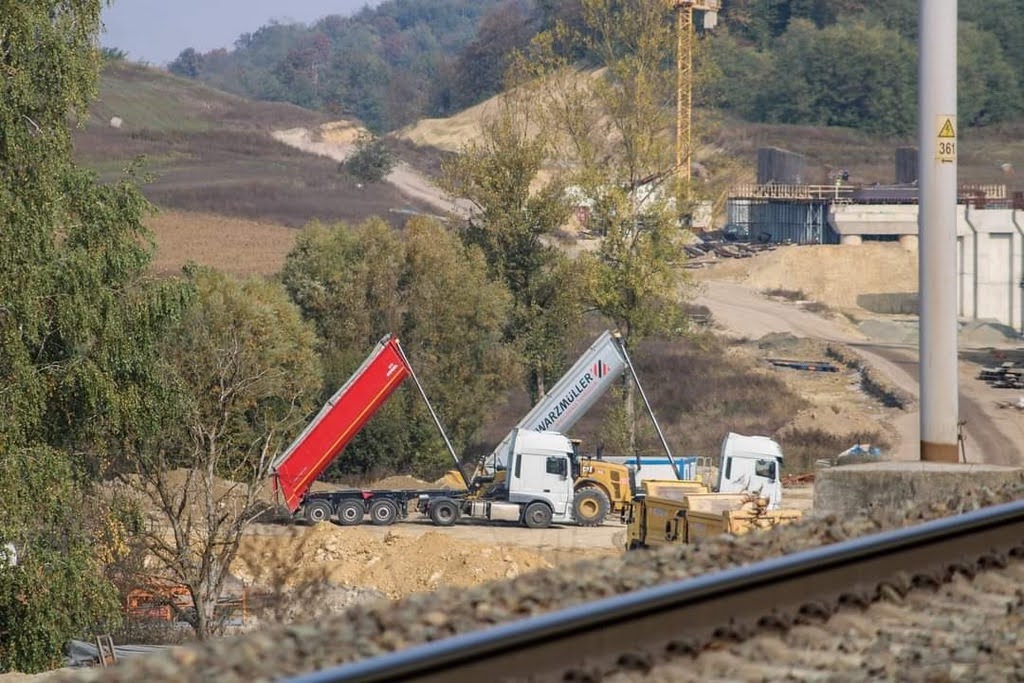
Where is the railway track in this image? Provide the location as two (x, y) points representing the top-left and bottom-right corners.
(285, 499), (1024, 683)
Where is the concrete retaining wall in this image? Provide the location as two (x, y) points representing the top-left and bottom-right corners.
(813, 461), (1024, 517)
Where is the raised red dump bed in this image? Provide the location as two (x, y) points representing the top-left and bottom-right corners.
(271, 335), (410, 511)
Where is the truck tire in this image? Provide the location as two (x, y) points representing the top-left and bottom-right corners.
(368, 499), (398, 526)
(303, 500), (334, 524)
(573, 487), (611, 527)
(336, 499), (365, 526)
(428, 498), (459, 526)
(523, 501), (553, 529)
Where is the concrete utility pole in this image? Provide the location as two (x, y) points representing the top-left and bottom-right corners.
(918, 0), (959, 462)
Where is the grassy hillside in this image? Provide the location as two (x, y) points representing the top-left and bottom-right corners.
(74, 61), (435, 229)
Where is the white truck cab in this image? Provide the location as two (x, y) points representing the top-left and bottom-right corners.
(506, 429), (576, 525)
(716, 432), (784, 509)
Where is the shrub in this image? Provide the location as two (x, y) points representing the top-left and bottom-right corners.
(343, 133), (395, 184)
(762, 287), (809, 301)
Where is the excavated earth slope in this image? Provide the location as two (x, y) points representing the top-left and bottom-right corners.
(694, 242), (919, 311)
(233, 523), (553, 600)
(55, 476), (1024, 683)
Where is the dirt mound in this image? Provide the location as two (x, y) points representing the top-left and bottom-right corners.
(271, 119), (367, 162)
(317, 120), (364, 145)
(251, 583), (386, 626)
(233, 524), (552, 599)
(858, 318), (919, 345)
(959, 319), (1019, 347)
(856, 318), (1019, 348)
(395, 69), (602, 154)
(104, 468), (254, 509)
(697, 243), (918, 310)
(756, 332), (828, 358)
(369, 475), (432, 490)
(395, 93), (509, 153)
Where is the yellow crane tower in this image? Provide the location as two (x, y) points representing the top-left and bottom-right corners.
(672, 0), (720, 200)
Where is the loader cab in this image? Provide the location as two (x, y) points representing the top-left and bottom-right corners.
(716, 433), (784, 509)
(568, 439), (584, 479)
(507, 428), (575, 523)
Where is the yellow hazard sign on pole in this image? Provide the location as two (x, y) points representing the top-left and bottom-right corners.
(936, 115), (956, 163)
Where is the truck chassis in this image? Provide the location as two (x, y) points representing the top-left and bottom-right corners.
(302, 485), (562, 529)
(300, 489), (455, 526)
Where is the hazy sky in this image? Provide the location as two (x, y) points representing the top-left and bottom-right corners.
(102, 0), (378, 65)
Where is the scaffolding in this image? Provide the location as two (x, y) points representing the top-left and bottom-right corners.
(727, 198), (836, 244)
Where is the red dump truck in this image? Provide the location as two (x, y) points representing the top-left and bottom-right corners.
(270, 334), (469, 525)
(272, 334), (606, 529)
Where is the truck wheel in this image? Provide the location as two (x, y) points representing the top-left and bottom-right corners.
(428, 499), (459, 527)
(336, 499), (365, 526)
(368, 499), (398, 526)
(523, 502), (553, 529)
(573, 487), (611, 527)
(303, 500), (334, 524)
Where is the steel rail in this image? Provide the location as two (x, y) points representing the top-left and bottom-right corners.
(284, 499), (1024, 683)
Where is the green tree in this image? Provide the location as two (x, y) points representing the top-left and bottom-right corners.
(448, 1), (538, 111)
(704, 29), (775, 118)
(962, 0), (1024, 93)
(0, 447), (120, 672)
(281, 219), (411, 476)
(282, 218), (514, 477)
(101, 46), (128, 61)
(441, 87), (581, 402)
(344, 132), (396, 183)
(760, 19), (916, 135)
(958, 23), (1021, 127)
(169, 47), (204, 78)
(531, 0), (692, 451)
(188, 1), (508, 131)
(0, 1), (192, 669)
(400, 217), (516, 466)
(120, 268), (321, 640)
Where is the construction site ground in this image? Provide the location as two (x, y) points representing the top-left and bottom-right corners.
(58, 199), (1005, 676)
(89, 224), (1020, 668)
(160, 243), (1008, 645)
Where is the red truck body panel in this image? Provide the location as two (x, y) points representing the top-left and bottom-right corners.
(272, 336), (410, 512)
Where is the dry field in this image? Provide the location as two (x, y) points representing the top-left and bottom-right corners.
(74, 62), (437, 229)
(147, 210), (298, 277)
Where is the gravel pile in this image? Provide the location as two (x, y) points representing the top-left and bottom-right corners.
(54, 481), (1024, 683)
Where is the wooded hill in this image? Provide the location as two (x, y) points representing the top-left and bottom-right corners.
(167, 0), (1024, 136)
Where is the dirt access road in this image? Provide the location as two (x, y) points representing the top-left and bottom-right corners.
(272, 126), (470, 218)
(697, 280), (1022, 466)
